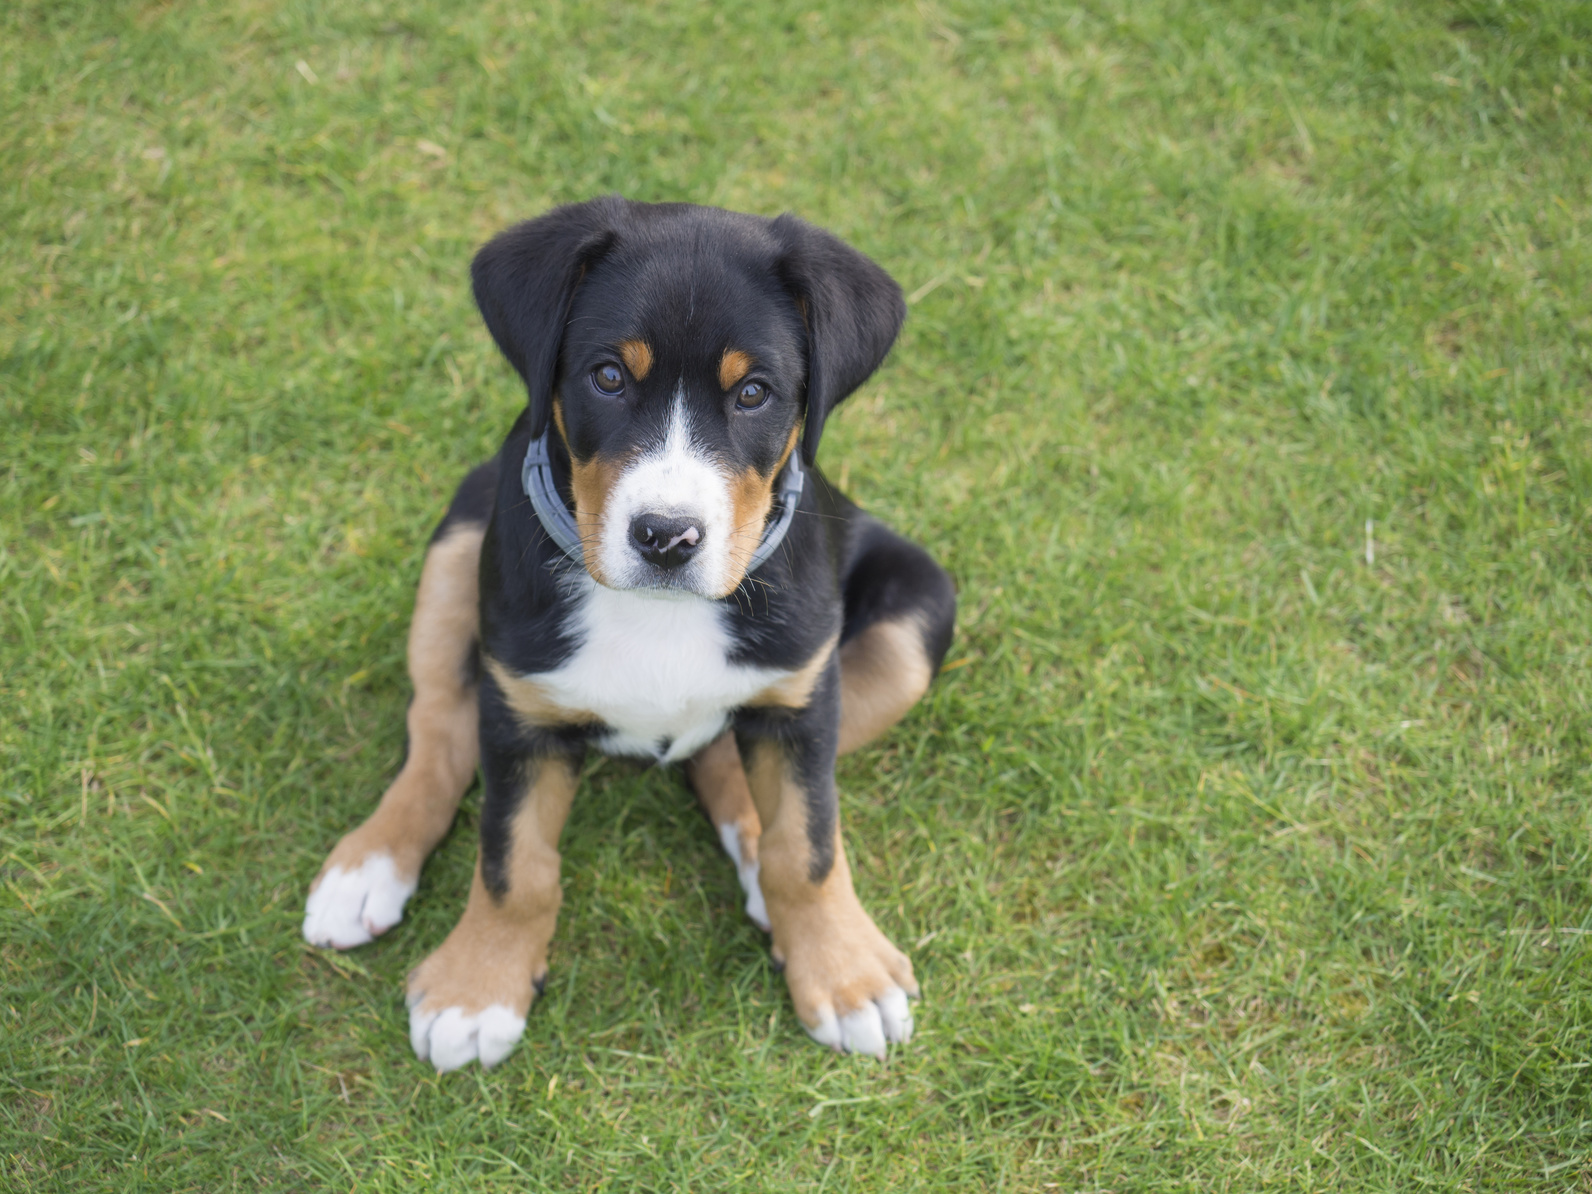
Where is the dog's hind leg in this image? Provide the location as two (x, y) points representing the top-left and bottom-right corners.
(686, 732), (770, 931)
(303, 463), (495, 950)
(835, 518), (956, 756)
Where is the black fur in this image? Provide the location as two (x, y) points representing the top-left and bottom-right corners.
(429, 457), (499, 543)
(472, 199), (623, 442)
(770, 212), (908, 466)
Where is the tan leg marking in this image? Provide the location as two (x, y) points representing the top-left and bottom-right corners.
(694, 631), (833, 930)
(303, 524), (484, 950)
(693, 618), (928, 942)
(749, 633), (837, 710)
(837, 616), (934, 756)
(406, 756), (579, 1072)
(686, 731), (769, 930)
(744, 741), (917, 1057)
(483, 656), (600, 729)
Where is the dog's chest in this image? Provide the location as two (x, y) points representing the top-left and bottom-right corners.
(532, 583), (786, 762)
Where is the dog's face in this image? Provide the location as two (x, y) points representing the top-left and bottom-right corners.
(472, 198), (905, 598)
(552, 233), (808, 595)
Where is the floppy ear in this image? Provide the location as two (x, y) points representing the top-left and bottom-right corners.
(472, 196), (625, 440)
(771, 213), (906, 466)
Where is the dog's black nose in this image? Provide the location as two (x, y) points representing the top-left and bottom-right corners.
(630, 514), (702, 570)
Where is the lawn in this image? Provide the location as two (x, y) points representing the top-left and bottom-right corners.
(4, 0), (1592, 1189)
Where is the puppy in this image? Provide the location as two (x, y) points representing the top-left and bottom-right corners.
(303, 197), (955, 1071)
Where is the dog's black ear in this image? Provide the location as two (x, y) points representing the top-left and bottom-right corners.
(771, 214), (906, 466)
(472, 196), (625, 439)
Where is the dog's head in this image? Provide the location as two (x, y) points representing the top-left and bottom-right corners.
(472, 196), (905, 598)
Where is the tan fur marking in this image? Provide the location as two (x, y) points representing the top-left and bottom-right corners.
(571, 456), (626, 584)
(742, 741), (917, 1028)
(723, 467), (775, 589)
(718, 348), (754, 391)
(553, 399), (627, 587)
(568, 454), (624, 570)
(311, 525), (484, 891)
(837, 616), (934, 756)
(719, 423), (801, 596)
(484, 656), (599, 729)
(750, 633), (838, 709)
(686, 731), (761, 864)
(618, 339), (653, 380)
(406, 757), (579, 1018)
(687, 614), (933, 893)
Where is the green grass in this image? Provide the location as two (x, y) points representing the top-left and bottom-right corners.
(4, 0), (1592, 1188)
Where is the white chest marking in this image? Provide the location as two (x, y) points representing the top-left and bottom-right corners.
(531, 580), (790, 762)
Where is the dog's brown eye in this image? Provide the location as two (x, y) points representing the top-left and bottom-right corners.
(735, 381), (769, 411)
(592, 363), (624, 396)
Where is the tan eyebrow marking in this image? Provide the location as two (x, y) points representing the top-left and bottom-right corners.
(618, 339), (653, 380)
(719, 349), (754, 391)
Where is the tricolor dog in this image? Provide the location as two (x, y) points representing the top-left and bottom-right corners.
(302, 197), (956, 1071)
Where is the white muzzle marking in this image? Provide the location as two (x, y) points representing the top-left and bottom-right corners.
(597, 391), (735, 596)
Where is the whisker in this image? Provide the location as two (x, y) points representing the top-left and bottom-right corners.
(787, 507), (848, 524)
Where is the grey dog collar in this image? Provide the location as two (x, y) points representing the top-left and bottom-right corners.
(520, 431), (805, 577)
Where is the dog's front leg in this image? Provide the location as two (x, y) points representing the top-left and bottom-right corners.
(405, 748), (578, 1072)
(737, 677), (918, 1057)
(687, 731), (770, 932)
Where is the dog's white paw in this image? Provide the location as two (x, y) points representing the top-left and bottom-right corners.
(717, 823), (771, 932)
(804, 986), (914, 1059)
(408, 1002), (526, 1073)
(302, 854), (416, 950)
